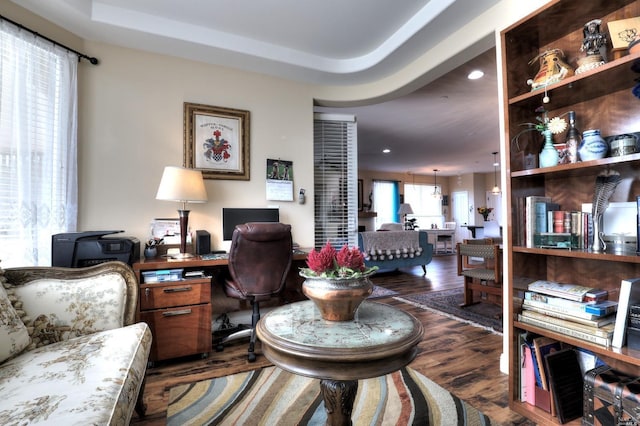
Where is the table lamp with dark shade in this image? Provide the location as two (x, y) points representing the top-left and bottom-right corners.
(156, 166), (208, 258)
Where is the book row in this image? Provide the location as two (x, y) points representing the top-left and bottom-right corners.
(518, 332), (621, 424)
(515, 195), (597, 249)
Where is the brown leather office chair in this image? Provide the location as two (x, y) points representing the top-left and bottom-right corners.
(217, 222), (292, 362)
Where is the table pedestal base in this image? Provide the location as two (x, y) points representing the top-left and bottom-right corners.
(320, 379), (358, 426)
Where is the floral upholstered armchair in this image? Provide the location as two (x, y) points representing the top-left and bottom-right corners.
(0, 261), (152, 425)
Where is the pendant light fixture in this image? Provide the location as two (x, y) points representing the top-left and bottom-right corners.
(491, 151), (501, 195)
(432, 169), (442, 200)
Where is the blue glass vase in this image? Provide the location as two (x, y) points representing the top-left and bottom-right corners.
(539, 130), (559, 167)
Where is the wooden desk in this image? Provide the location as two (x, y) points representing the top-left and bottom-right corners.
(133, 250), (308, 278)
(132, 250), (308, 362)
(256, 300), (423, 426)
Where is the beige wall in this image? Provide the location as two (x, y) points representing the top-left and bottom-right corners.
(78, 41), (315, 250)
(2, 0), (547, 252)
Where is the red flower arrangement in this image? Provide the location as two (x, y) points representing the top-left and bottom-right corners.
(300, 241), (378, 279)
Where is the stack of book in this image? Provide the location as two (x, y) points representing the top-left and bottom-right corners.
(518, 280), (617, 347)
(141, 268), (184, 283)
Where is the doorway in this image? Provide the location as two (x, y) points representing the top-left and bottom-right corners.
(452, 191), (469, 243)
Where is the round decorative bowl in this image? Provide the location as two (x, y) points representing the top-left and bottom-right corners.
(301, 275), (373, 321)
(610, 134), (638, 157)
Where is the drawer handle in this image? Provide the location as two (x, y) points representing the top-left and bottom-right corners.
(162, 309), (192, 317)
(163, 286), (192, 293)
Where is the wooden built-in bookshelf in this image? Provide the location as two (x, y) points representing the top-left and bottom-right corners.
(501, 0), (640, 424)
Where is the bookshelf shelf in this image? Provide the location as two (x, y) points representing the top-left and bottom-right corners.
(507, 52), (640, 111)
(511, 152), (640, 178)
(512, 246), (640, 263)
(514, 321), (640, 366)
(502, 0), (640, 423)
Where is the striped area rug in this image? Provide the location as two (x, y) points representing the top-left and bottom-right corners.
(167, 366), (495, 425)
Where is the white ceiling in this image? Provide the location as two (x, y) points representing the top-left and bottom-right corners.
(11, 0), (503, 176)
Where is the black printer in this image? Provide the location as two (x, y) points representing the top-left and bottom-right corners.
(52, 230), (140, 267)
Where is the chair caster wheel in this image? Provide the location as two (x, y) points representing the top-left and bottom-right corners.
(248, 352), (256, 362)
(215, 344), (224, 352)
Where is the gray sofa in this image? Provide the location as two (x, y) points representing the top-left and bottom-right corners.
(358, 230), (433, 274)
(0, 261), (152, 425)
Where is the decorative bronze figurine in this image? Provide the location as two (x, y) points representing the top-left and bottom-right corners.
(576, 19), (607, 74)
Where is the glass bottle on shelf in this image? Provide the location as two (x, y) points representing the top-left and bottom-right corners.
(564, 110), (580, 164)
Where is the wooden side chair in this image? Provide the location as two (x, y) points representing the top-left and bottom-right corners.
(456, 242), (502, 307)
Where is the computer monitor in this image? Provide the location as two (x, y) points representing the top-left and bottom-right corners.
(222, 208), (280, 240)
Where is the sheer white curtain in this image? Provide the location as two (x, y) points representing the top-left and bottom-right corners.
(404, 183), (443, 229)
(0, 20), (78, 267)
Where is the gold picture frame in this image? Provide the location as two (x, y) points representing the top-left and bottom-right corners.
(183, 102), (250, 180)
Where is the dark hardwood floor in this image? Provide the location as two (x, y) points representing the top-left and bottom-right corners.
(131, 254), (533, 425)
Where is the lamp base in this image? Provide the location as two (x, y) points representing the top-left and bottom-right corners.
(171, 252), (195, 259)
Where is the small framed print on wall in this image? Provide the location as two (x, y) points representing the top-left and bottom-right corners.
(183, 102), (250, 180)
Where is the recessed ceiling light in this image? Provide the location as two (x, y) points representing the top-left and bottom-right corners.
(382, 148), (391, 154)
(467, 70), (484, 80)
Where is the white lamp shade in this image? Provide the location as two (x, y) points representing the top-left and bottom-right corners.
(156, 166), (208, 203)
(398, 203), (414, 215)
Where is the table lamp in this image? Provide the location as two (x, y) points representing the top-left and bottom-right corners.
(156, 166), (208, 258)
(398, 203), (414, 229)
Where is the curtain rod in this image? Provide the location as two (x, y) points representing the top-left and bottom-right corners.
(1, 14), (99, 65)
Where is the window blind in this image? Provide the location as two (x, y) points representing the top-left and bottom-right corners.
(313, 113), (357, 249)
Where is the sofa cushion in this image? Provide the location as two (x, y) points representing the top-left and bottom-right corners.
(0, 322), (152, 426)
(11, 273), (128, 348)
(0, 284), (30, 363)
(378, 222), (403, 231)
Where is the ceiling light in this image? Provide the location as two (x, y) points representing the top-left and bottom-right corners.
(467, 70), (484, 80)
(382, 148), (391, 154)
(491, 151), (501, 195)
(432, 169), (442, 200)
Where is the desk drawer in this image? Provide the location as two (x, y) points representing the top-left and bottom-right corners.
(141, 303), (212, 361)
(140, 279), (211, 310)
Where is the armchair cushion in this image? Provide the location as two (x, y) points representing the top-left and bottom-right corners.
(9, 274), (128, 350)
(0, 323), (151, 425)
(0, 285), (30, 363)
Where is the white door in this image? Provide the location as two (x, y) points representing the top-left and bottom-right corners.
(486, 191), (503, 225)
(452, 191), (469, 243)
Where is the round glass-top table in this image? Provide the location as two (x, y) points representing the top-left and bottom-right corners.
(256, 300), (423, 426)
